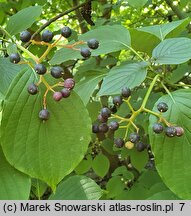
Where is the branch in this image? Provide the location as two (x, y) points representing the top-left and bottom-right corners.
(165, 0), (186, 19)
(24, 0), (91, 48)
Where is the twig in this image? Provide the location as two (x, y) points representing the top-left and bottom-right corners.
(24, 0), (92, 48)
(165, 0), (186, 19)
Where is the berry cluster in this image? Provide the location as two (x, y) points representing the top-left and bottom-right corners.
(9, 26), (99, 121)
(152, 102), (184, 137)
(91, 87), (147, 151)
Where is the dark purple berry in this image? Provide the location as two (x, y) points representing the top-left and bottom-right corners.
(97, 114), (108, 123)
(53, 92), (63, 101)
(110, 105), (117, 114)
(20, 30), (31, 42)
(34, 64), (47, 75)
(39, 109), (50, 121)
(9, 53), (20, 64)
(108, 121), (119, 131)
(152, 123), (164, 134)
(50, 66), (63, 78)
(135, 141), (145, 152)
(92, 124), (99, 133)
(27, 83), (38, 95)
(175, 126), (184, 137)
(61, 26), (72, 38)
(64, 78), (75, 89)
(80, 47), (91, 58)
(41, 30), (54, 42)
(157, 102), (168, 112)
(165, 126), (177, 137)
(60, 88), (71, 98)
(114, 138), (124, 148)
(100, 107), (111, 119)
(121, 87), (131, 98)
(98, 123), (108, 133)
(87, 39), (99, 49)
(113, 95), (123, 106)
(129, 132), (140, 143)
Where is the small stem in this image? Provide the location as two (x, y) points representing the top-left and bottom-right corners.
(161, 82), (175, 103)
(141, 74), (160, 109)
(52, 35), (62, 47)
(17, 43), (39, 63)
(111, 114), (128, 121)
(39, 45), (52, 62)
(43, 89), (49, 109)
(123, 97), (135, 113)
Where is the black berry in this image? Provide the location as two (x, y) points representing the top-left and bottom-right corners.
(27, 83), (38, 95)
(60, 88), (71, 98)
(61, 26), (72, 38)
(98, 123), (109, 133)
(41, 30), (54, 42)
(80, 47), (91, 58)
(20, 30), (31, 42)
(50, 66), (63, 78)
(121, 87), (131, 98)
(165, 126), (177, 137)
(108, 121), (119, 131)
(92, 124), (99, 133)
(9, 53), (20, 64)
(34, 64), (47, 75)
(114, 138), (124, 148)
(152, 123), (164, 134)
(39, 109), (50, 121)
(87, 39), (99, 49)
(110, 105), (117, 114)
(175, 126), (184, 137)
(64, 78), (75, 89)
(129, 132), (140, 143)
(100, 107), (111, 119)
(135, 141), (145, 152)
(97, 114), (108, 123)
(157, 102), (168, 112)
(113, 96), (123, 106)
(53, 92), (63, 101)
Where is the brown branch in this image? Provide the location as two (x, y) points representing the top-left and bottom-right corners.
(165, 0), (186, 19)
(24, 0), (91, 48)
(73, 0), (89, 33)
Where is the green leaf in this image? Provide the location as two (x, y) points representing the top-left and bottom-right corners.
(147, 190), (180, 200)
(92, 154), (110, 178)
(116, 183), (149, 200)
(112, 166), (134, 180)
(152, 38), (191, 65)
(106, 176), (125, 198)
(130, 29), (160, 56)
(130, 148), (149, 171)
(98, 62), (147, 96)
(1, 70), (91, 189)
(0, 57), (25, 95)
(128, 0), (148, 8)
(138, 19), (189, 40)
(0, 147), (31, 200)
(74, 156), (92, 175)
(49, 175), (102, 200)
(75, 71), (106, 105)
(80, 25), (131, 55)
(168, 64), (189, 84)
(49, 47), (82, 65)
(6, 6), (42, 35)
(149, 89), (191, 199)
(31, 179), (47, 199)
